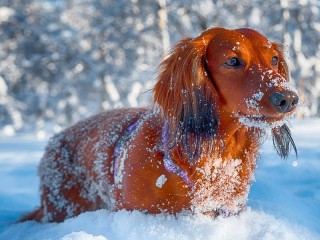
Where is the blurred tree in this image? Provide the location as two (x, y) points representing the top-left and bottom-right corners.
(0, 0), (319, 136)
(280, 0), (320, 116)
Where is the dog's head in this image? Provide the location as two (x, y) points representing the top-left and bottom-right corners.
(154, 27), (298, 160)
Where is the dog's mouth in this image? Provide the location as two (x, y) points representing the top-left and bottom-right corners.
(236, 113), (286, 129)
(244, 114), (284, 122)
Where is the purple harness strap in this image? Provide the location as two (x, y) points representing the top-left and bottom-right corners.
(113, 118), (194, 188)
(162, 120), (195, 188)
(113, 120), (139, 177)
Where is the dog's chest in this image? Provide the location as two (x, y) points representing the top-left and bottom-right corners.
(190, 142), (257, 215)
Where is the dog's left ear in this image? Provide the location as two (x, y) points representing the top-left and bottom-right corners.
(273, 43), (290, 80)
(153, 32), (219, 160)
(272, 124), (297, 159)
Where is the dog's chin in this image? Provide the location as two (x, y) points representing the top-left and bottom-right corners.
(245, 114), (285, 123)
(236, 113), (286, 129)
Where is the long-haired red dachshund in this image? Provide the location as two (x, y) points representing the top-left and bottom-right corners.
(23, 27), (298, 222)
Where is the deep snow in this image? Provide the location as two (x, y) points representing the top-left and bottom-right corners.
(0, 118), (319, 239)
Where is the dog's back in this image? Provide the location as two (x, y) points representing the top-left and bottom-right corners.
(23, 108), (148, 222)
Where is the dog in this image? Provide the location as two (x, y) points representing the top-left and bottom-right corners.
(22, 27), (298, 222)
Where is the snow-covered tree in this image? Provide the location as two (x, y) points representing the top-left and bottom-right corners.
(0, 0), (319, 136)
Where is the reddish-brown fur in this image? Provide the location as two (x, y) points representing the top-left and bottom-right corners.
(22, 27), (298, 223)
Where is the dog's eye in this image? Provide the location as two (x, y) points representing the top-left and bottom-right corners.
(225, 57), (242, 67)
(272, 56), (279, 66)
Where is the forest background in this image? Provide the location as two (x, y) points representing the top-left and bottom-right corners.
(0, 0), (319, 137)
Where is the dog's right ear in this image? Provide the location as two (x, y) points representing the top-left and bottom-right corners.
(153, 30), (220, 160)
(153, 38), (211, 132)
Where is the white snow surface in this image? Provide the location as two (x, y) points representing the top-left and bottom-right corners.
(0, 118), (320, 240)
(156, 175), (167, 188)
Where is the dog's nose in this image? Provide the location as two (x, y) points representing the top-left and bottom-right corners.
(269, 91), (299, 113)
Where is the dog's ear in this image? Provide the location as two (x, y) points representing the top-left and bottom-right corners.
(273, 43), (290, 80)
(272, 124), (297, 159)
(153, 34), (219, 161)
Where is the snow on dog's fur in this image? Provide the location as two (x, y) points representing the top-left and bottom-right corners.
(22, 27), (298, 222)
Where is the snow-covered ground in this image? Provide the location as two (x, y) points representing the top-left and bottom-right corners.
(0, 118), (319, 240)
